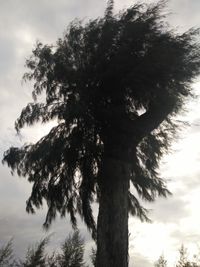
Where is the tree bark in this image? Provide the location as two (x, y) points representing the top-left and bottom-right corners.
(96, 157), (130, 267)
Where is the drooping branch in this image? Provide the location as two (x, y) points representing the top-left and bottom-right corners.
(132, 99), (175, 144)
(95, 96), (174, 144)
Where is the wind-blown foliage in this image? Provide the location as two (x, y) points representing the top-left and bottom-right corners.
(155, 245), (200, 267)
(0, 239), (15, 267)
(0, 231), (88, 267)
(174, 245), (200, 267)
(19, 237), (49, 267)
(155, 255), (167, 267)
(2, 236), (200, 267)
(56, 230), (86, 267)
(3, 0), (200, 240)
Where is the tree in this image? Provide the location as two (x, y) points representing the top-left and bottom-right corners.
(176, 245), (200, 267)
(155, 255), (167, 267)
(0, 231), (88, 267)
(56, 230), (86, 267)
(3, 0), (200, 266)
(19, 237), (49, 267)
(176, 245), (188, 267)
(0, 239), (15, 267)
(154, 245), (200, 267)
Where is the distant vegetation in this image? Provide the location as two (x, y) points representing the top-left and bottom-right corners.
(1, 231), (200, 267)
(0, 231), (92, 267)
(155, 245), (200, 267)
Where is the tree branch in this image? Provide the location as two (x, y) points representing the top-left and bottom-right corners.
(132, 101), (174, 143)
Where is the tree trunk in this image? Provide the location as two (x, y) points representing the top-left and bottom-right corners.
(96, 157), (130, 267)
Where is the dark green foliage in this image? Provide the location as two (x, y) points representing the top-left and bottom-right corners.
(56, 230), (86, 267)
(47, 253), (58, 267)
(0, 239), (15, 267)
(0, 231), (88, 267)
(90, 247), (96, 267)
(3, 0), (200, 239)
(19, 237), (49, 267)
(2, 236), (200, 267)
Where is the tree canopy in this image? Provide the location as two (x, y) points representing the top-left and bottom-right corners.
(3, 0), (200, 240)
(0, 231), (88, 267)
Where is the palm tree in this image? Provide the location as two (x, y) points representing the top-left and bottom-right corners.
(3, 1), (200, 266)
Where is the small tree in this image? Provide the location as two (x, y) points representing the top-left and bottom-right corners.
(19, 237), (49, 267)
(57, 231), (86, 267)
(155, 254), (167, 267)
(0, 239), (15, 267)
(0, 232), (89, 267)
(176, 245), (200, 267)
(176, 245), (188, 267)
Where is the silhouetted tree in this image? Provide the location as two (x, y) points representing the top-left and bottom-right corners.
(3, 0), (200, 266)
(154, 245), (200, 267)
(176, 245), (188, 267)
(175, 245), (200, 267)
(155, 255), (167, 267)
(0, 231), (88, 267)
(0, 239), (15, 267)
(19, 237), (49, 267)
(56, 230), (86, 267)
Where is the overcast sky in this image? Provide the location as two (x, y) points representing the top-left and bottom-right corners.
(0, 0), (200, 266)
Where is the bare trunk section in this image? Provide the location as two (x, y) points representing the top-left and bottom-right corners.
(96, 157), (130, 267)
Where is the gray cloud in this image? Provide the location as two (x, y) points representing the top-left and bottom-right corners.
(168, 0), (200, 30)
(148, 196), (189, 224)
(0, 0), (106, 44)
(130, 253), (153, 267)
(171, 229), (200, 245)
